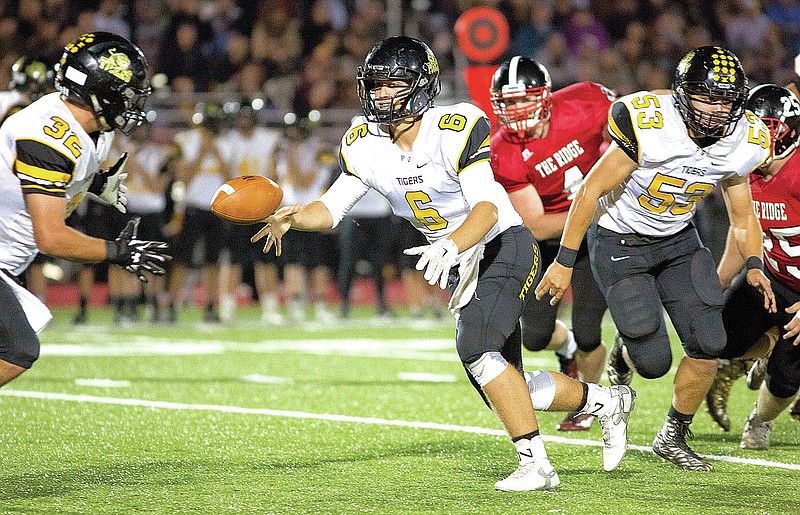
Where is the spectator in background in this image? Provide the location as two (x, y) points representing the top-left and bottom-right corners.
(166, 101), (232, 323)
(723, 0), (782, 59)
(114, 123), (171, 323)
(159, 14), (213, 92)
(300, 0), (339, 57)
(561, 3), (611, 56)
(535, 33), (577, 90)
(131, 1), (167, 73)
(337, 189), (394, 319)
(250, 4), (302, 82)
(292, 53), (339, 117)
(514, 1), (556, 58)
(273, 119), (337, 323)
(766, 0), (800, 55)
(92, 0), (130, 40)
(218, 98), (284, 324)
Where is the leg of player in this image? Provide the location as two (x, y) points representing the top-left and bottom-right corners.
(741, 383), (794, 449)
(483, 365), (560, 492)
(523, 370), (637, 471)
(707, 327), (778, 430)
(0, 360), (26, 387)
(653, 356), (716, 471)
(706, 358), (753, 431)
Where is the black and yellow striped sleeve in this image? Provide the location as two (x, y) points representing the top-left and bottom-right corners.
(608, 102), (639, 163)
(14, 139), (75, 196)
(457, 116), (491, 173)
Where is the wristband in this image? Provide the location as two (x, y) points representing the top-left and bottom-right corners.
(745, 256), (764, 272)
(555, 245), (578, 268)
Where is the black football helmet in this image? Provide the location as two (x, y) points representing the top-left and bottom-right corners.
(9, 57), (53, 101)
(55, 32), (151, 135)
(356, 36), (441, 124)
(490, 56), (552, 137)
(747, 84), (800, 160)
(673, 46), (748, 138)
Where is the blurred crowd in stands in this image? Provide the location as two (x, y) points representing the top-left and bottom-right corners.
(2, 0), (800, 324)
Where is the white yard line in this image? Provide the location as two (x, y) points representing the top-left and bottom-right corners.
(2, 389), (798, 471)
(36, 337), (557, 368)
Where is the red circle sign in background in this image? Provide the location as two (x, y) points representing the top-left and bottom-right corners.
(454, 7), (510, 64)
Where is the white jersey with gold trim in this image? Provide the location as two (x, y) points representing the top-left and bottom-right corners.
(0, 90), (26, 119)
(0, 92), (113, 275)
(599, 91), (771, 237)
(174, 128), (227, 209)
(219, 126), (281, 178)
(324, 103), (521, 258)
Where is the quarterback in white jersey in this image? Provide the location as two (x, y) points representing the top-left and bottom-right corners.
(537, 46), (775, 471)
(252, 36), (636, 492)
(0, 32), (169, 388)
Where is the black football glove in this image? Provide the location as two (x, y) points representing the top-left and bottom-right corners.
(105, 217), (172, 283)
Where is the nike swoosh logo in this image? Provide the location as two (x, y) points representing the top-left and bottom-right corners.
(416, 163), (428, 169)
(610, 256), (631, 262)
(711, 161), (724, 166)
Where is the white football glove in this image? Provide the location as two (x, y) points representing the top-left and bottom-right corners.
(98, 152), (129, 213)
(403, 238), (459, 289)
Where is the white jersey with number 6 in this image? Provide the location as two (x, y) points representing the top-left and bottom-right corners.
(600, 92), (771, 237)
(324, 103), (522, 261)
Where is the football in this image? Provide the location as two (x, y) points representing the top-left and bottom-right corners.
(210, 175), (283, 225)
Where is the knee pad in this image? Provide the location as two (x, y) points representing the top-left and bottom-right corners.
(607, 275), (662, 338)
(520, 299), (558, 352)
(685, 248), (726, 358)
(465, 351), (508, 387)
(624, 332), (672, 379)
(523, 370), (556, 410)
(765, 373), (799, 399)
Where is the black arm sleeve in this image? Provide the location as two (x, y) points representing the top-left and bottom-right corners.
(457, 116), (491, 173)
(607, 102), (639, 163)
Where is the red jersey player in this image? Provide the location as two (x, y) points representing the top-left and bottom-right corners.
(709, 84), (800, 445)
(489, 56), (616, 431)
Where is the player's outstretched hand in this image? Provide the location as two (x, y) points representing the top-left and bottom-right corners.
(250, 203), (300, 256)
(403, 238), (458, 289)
(535, 262), (573, 306)
(746, 268), (777, 314)
(107, 217), (172, 283)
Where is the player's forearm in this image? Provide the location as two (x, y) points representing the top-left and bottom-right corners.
(447, 201), (497, 252)
(559, 184), (596, 251)
(717, 228), (745, 289)
(34, 225), (108, 263)
(524, 211), (569, 241)
(731, 214), (764, 262)
(290, 200), (335, 232)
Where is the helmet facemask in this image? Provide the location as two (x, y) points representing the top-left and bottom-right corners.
(92, 81), (150, 135)
(675, 84), (746, 138)
(358, 67), (430, 124)
(491, 84), (552, 138)
(762, 116), (798, 160)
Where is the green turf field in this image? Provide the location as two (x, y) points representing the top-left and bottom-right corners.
(1, 306), (798, 514)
